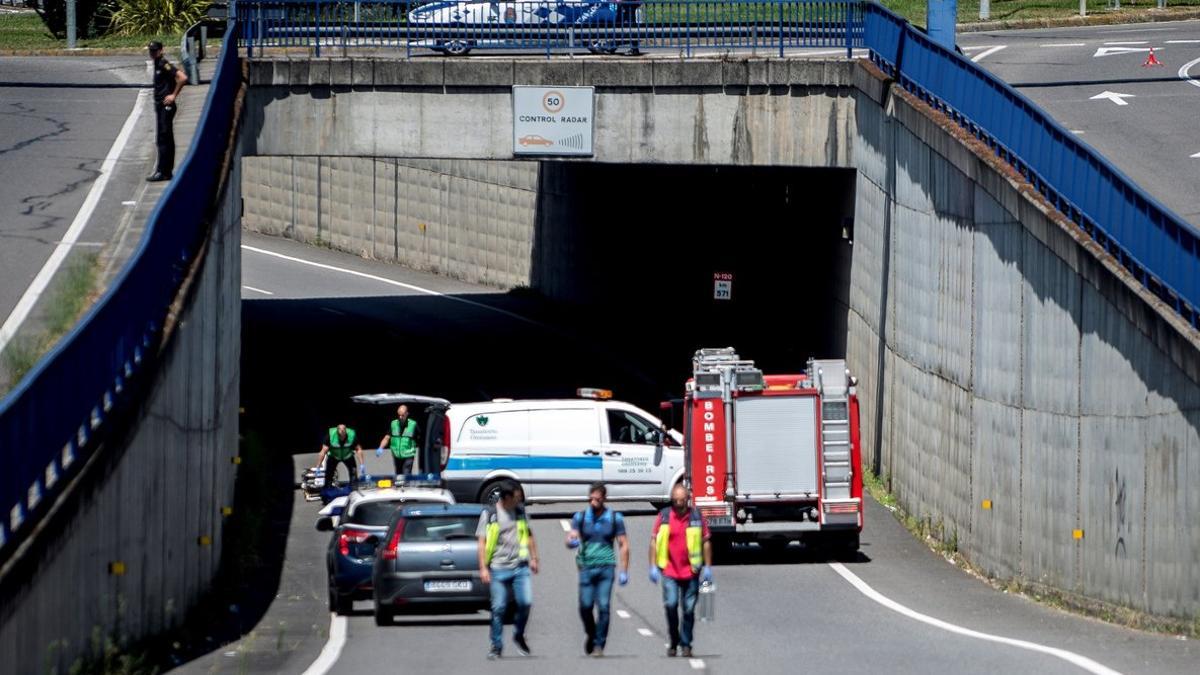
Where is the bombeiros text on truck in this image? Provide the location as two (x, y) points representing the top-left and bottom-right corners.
(680, 348), (862, 554)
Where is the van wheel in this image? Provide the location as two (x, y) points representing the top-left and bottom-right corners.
(479, 480), (505, 505)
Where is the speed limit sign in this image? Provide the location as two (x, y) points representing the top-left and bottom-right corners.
(512, 86), (595, 156)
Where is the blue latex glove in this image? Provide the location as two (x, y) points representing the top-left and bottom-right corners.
(700, 566), (713, 583)
(648, 567), (661, 584)
(358, 466), (367, 480)
(567, 536), (580, 549)
(375, 447), (384, 458)
(618, 570), (629, 586)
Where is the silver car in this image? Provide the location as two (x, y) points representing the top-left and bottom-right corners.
(371, 503), (489, 625)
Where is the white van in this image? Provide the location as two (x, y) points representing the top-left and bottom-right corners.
(351, 390), (684, 504)
(441, 390), (684, 504)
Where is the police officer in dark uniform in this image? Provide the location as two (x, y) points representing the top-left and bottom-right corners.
(147, 41), (188, 182)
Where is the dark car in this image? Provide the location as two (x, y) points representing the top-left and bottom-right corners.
(371, 503), (489, 625)
(319, 485), (456, 614)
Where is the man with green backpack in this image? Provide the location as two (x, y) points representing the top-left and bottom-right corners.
(316, 424), (364, 488)
(377, 404), (419, 476)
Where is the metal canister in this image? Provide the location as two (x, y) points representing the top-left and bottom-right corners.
(697, 580), (716, 622)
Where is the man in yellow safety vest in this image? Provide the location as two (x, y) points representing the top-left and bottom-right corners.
(648, 483), (712, 658)
(476, 481), (539, 659)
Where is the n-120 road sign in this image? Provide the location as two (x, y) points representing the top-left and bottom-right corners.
(713, 272), (733, 300)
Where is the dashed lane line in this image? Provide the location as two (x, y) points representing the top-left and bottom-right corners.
(616, 610), (631, 619)
(637, 628), (654, 637)
(690, 658), (707, 670)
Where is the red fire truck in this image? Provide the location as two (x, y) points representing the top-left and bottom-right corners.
(682, 348), (862, 553)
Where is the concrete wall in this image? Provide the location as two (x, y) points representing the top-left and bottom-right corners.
(847, 65), (1200, 619)
(243, 58), (855, 167)
(0, 155), (242, 672)
(243, 156), (537, 288)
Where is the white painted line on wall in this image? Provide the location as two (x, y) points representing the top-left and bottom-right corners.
(1179, 56), (1200, 90)
(242, 285), (274, 296)
(1041, 42), (1086, 47)
(0, 89), (148, 355)
(827, 563), (1123, 675)
(242, 244), (541, 326)
(689, 658), (707, 669)
(301, 613), (348, 675)
(637, 628), (654, 637)
(616, 609), (631, 619)
(971, 45), (1007, 62)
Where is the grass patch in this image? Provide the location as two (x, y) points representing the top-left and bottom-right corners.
(864, 466), (1199, 638)
(0, 11), (180, 51)
(881, 0), (1200, 28)
(1, 253), (101, 394)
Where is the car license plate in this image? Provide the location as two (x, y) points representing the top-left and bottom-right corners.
(425, 580), (472, 592)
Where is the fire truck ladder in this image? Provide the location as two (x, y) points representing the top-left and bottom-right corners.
(811, 359), (853, 501)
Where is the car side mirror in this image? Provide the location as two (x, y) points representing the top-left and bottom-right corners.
(316, 516), (334, 532)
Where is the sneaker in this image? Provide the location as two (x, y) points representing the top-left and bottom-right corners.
(513, 634), (531, 656)
(681, 647), (693, 658)
(592, 648), (604, 657)
(667, 646), (678, 657)
(487, 646), (501, 660)
(584, 636), (594, 655)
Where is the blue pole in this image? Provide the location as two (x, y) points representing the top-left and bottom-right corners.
(926, 0), (956, 52)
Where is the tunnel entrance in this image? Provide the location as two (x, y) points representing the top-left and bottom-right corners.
(240, 160), (857, 450)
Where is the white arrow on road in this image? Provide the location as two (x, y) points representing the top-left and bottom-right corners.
(1090, 91), (1135, 106)
(1093, 46), (1153, 58)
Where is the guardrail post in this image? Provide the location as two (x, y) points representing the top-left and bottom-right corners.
(200, 25), (207, 60)
(315, 0), (322, 56)
(778, 0), (784, 58)
(685, 0), (691, 58)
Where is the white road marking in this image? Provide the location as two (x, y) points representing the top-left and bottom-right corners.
(971, 45), (1007, 62)
(616, 609), (631, 619)
(1090, 91), (1135, 106)
(559, 519), (572, 532)
(301, 614), (348, 675)
(1167, 40), (1200, 44)
(828, 563), (1123, 675)
(241, 244), (541, 326)
(1070, 130), (1086, 135)
(242, 285), (274, 296)
(0, 89), (148, 354)
(121, 200), (137, 206)
(637, 628), (654, 637)
(689, 658), (706, 669)
(1104, 40), (1147, 45)
(1093, 46), (1152, 58)
(1179, 56), (1200, 90)
(1041, 42), (1086, 47)
(1191, 152), (1200, 159)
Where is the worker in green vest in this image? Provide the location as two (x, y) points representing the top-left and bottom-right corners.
(316, 424), (364, 488)
(377, 404), (419, 476)
(476, 480), (539, 659)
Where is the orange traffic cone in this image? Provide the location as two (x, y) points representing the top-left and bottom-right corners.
(1142, 48), (1164, 67)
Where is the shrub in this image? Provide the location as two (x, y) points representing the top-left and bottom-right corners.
(35, 0), (117, 39)
(109, 0), (209, 37)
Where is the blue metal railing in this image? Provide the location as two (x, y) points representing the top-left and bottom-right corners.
(862, 3), (1199, 328)
(0, 23), (242, 560)
(236, 0), (864, 58)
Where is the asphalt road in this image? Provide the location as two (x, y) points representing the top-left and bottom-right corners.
(183, 234), (1199, 674)
(0, 55), (155, 338)
(958, 20), (1200, 228)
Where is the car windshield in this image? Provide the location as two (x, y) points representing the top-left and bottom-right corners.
(350, 499), (436, 526)
(401, 515), (479, 542)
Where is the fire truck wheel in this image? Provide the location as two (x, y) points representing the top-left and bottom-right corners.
(710, 535), (733, 563)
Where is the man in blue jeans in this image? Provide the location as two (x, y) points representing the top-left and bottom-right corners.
(648, 484), (713, 658)
(566, 483), (629, 657)
(477, 482), (540, 659)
